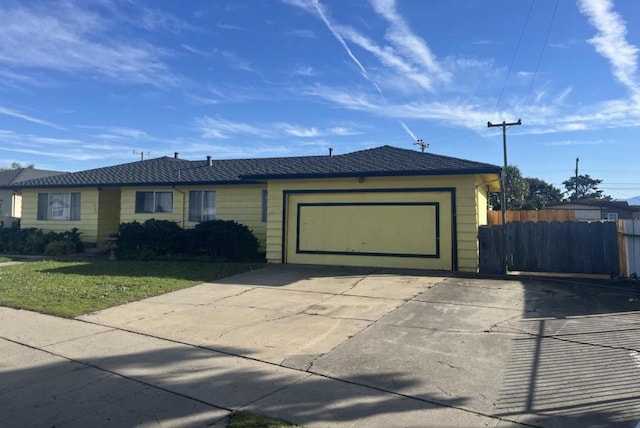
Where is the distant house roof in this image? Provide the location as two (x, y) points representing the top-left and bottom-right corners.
(0, 168), (66, 188)
(11, 145), (501, 189)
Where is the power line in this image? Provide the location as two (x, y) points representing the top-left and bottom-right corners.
(521, 0), (559, 114)
(492, 0), (535, 119)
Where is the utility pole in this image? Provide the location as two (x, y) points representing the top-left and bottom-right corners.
(487, 119), (522, 273)
(574, 157), (579, 201)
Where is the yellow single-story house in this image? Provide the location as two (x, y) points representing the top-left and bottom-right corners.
(11, 146), (501, 272)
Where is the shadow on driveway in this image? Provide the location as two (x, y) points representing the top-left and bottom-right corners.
(494, 277), (640, 427)
(1, 335), (473, 427)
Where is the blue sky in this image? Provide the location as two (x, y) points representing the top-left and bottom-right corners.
(1, 0), (639, 201)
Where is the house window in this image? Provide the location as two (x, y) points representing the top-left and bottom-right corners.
(606, 212), (618, 221)
(188, 190), (216, 222)
(135, 191), (173, 213)
(37, 192), (81, 221)
(261, 189), (268, 222)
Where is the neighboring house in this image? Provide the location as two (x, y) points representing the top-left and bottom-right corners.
(12, 146), (501, 272)
(545, 200), (637, 221)
(0, 168), (66, 220)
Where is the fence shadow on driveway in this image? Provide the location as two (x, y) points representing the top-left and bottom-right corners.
(494, 277), (640, 427)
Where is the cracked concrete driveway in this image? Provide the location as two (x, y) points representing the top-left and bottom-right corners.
(3, 264), (640, 427)
(79, 265), (440, 370)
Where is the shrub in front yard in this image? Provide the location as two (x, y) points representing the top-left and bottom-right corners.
(0, 225), (83, 255)
(117, 219), (186, 259)
(116, 219), (260, 262)
(189, 220), (259, 261)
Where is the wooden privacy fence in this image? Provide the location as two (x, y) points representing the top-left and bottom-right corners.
(479, 221), (619, 275)
(487, 209), (575, 225)
(618, 219), (640, 278)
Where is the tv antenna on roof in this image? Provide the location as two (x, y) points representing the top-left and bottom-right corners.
(414, 139), (429, 153)
(133, 150), (150, 160)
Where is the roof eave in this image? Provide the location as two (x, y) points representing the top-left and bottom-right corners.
(11, 179), (265, 189)
(241, 168), (501, 180)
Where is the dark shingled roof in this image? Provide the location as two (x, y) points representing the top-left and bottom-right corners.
(0, 168), (66, 187)
(11, 146), (501, 189)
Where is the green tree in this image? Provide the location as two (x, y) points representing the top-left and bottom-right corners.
(522, 177), (563, 210)
(489, 165), (529, 210)
(0, 162), (34, 171)
(562, 174), (610, 201)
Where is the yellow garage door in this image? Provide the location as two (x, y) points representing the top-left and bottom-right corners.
(284, 189), (454, 270)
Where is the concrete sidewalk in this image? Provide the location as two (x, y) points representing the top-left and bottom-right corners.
(0, 306), (503, 427)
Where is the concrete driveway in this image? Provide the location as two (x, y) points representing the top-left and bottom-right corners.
(2, 265), (640, 427)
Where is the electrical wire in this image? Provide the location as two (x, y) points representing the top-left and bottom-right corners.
(492, 0), (535, 120)
(521, 0), (560, 115)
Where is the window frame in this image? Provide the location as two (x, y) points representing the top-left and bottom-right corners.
(135, 191), (174, 214)
(36, 192), (81, 221)
(188, 190), (217, 222)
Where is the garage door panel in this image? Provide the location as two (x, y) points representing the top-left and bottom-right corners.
(297, 203), (439, 257)
(285, 190), (453, 270)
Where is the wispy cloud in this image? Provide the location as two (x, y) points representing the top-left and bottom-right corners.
(0, 3), (181, 87)
(196, 116), (362, 140)
(218, 50), (253, 72)
(287, 29), (316, 39)
(77, 126), (151, 140)
(0, 129), (130, 164)
(277, 122), (362, 137)
(293, 65), (316, 77)
(311, 0), (382, 95)
(578, 0), (640, 97)
(369, 0), (451, 85)
(0, 105), (62, 129)
(544, 139), (605, 146)
(195, 117), (271, 139)
(398, 120), (417, 140)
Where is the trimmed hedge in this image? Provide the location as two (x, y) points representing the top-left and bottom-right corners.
(0, 224), (84, 255)
(116, 219), (260, 262)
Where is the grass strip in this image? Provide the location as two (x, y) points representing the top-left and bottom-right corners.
(0, 260), (264, 317)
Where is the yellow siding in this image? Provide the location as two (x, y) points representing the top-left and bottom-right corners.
(20, 188), (100, 242)
(120, 185), (267, 249)
(266, 175), (484, 272)
(210, 185), (266, 249)
(96, 188), (121, 242)
(120, 187), (184, 225)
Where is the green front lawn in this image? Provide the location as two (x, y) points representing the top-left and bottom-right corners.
(0, 260), (264, 317)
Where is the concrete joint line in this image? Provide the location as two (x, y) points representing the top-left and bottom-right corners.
(236, 373), (314, 411)
(416, 298), (523, 313)
(71, 319), (532, 427)
(25, 328), (118, 350)
(0, 336), (231, 413)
